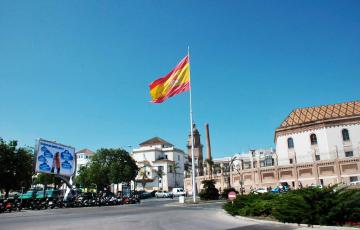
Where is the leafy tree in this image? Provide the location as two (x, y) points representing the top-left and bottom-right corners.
(0, 138), (34, 197)
(76, 148), (138, 191)
(76, 165), (92, 188)
(199, 179), (219, 200)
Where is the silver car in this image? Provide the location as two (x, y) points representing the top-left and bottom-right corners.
(155, 191), (172, 198)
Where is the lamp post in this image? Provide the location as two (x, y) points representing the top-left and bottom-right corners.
(239, 178), (244, 195)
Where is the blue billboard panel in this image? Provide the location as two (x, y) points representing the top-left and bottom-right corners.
(35, 139), (76, 176)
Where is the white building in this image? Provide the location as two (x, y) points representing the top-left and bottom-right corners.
(131, 137), (186, 192)
(75, 148), (95, 175)
(275, 100), (360, 184)
(276, 101), (360, 164)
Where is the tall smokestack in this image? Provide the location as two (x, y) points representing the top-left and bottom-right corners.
(205, 123), (212, 160)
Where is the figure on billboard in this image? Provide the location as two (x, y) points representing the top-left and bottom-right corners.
(51, 152), (61, 174)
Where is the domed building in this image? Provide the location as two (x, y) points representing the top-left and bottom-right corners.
(275, 100), (360, 187)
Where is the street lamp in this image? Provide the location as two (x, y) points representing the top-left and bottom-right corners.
(239, 179), (244, 195)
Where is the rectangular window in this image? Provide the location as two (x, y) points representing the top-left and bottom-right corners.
(260, 161), (265, 167)
(289, 159), (293, 164)
(178, 155), (180, 161)
(315, 155), (320, 161)
(345, 151), (353, 157)
(350, 176), (358, 182)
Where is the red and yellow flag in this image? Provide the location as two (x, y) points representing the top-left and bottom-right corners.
(149, 55), (190, 103)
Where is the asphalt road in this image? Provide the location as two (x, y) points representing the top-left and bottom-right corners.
(0, 198), (308, 230)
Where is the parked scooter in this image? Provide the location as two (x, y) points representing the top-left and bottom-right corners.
(0, 199), (4, 213)
(11, 198), (23, 212)
(3, 199), (13, 212)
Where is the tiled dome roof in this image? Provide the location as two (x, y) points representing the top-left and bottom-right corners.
(279, 100), (360, 129)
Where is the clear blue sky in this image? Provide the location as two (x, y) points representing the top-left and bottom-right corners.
(1, 0), (359, 158)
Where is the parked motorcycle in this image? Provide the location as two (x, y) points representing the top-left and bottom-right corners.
(0, 199), (4, 213)
(3, 199), (13, 212)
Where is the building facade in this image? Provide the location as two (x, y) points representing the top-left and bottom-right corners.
(131, 137), (186, 192)
(184, 101), (360, 194)
(75, 148), (95, 175)
(184, 149), (276, 194)
(275, 100), (360, 187)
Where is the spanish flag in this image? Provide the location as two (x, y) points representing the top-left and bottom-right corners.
(149, 55), (190, 103)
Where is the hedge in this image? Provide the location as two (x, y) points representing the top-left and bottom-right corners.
(224, 186), (360, 227)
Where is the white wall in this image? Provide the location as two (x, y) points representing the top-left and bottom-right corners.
(276, 123), (360, 165)
(132, 145), (186, 191)
(325, 124), (360, 157)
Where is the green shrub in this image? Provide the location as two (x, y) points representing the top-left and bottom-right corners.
(272, 192), (309, 224)
(224, 193), (275, 217)
(224, 185), (360, 227)
(199, 179), (219, 200)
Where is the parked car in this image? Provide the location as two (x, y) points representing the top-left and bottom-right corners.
(253, 188), (268, 194)
(172, 188), (186, 197)
(310, 184), (323, 189)
(155, 191), (172, 198)
(350, 181), (360, 185)
(138, 191), (152, 199)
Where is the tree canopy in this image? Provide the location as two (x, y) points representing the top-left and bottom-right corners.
(76, 148), (138, 191)
(0, 138), (34, 196)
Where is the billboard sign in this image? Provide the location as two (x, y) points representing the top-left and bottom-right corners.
(35, 139), (76, 176)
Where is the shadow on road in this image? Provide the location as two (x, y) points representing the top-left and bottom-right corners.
(227, 224), (296, 230)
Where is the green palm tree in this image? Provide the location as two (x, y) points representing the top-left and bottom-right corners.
(155, 168), (165, 191)
(172, 162), (180, 187)
(139, 169), (148, 190)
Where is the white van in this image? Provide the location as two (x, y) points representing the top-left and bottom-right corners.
(172, 188), (186, 197)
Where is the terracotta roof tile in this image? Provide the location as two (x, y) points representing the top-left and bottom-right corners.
(139, 137), (173, 147)
(75, 148), (95, 155)
(279, 100), (360, 129)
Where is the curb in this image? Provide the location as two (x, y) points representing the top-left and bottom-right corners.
(223, 210), (359, 230)
(165, 200), (226, 207)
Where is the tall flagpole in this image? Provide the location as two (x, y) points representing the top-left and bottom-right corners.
(188, 46), (196, 203)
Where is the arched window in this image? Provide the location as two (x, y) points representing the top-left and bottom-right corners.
(342, 129), (350, 141)
(310, 134), (318, 145)
(287, 138), (294, 149)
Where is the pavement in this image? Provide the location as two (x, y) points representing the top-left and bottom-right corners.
(0, 198), (355, 230)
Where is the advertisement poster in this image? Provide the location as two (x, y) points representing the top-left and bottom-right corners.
(35, 139), (76, 176)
